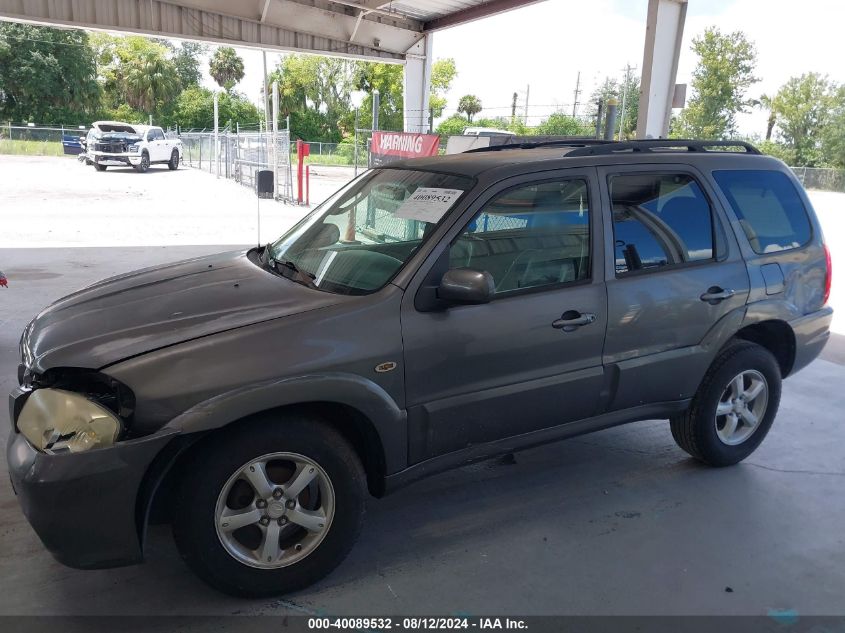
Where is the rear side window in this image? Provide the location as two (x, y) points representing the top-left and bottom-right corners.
(713, 170), (811, 254)
(609, 173), (715, 275)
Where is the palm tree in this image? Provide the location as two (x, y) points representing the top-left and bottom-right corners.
(124, 48), (180, 113)
(209, 46), (245, 92)
(458, 94), (482, 122)
(755, 94), (776, 141)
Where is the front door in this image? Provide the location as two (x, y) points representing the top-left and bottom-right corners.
(147, 128), (166, 161)
(401, 171), (608, 463)
(598, 165), (751, 410)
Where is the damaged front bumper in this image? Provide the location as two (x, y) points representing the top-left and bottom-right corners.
(90, 151), (142, 166)
(7, 387), (176, 569)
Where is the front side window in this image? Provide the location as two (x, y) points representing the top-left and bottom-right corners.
(268, 169), (473, 295)
(449, 179), (591, 294)
(610, 173), (715, 275)
(713, 169), (812, 254)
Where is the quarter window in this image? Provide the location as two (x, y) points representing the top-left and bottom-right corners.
(449, 179), (591, 294)
(713, 169), (811, 254)
(609, 173), (715, 275)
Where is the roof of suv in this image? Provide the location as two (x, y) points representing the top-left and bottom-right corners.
(389, 139), (774, 178)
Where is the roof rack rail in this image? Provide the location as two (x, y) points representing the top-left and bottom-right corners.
(565, 139), (762, 157)
(464, 139), (612, 154)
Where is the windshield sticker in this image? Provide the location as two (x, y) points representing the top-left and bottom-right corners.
(395, 188), (464, 223)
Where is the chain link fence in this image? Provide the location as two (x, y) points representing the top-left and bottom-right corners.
(3, 123), (845, 194)
(180, 127), (294, 201)
(791, 167), (845, 193)
(293, 138), (369, 167)
(0, 124), (89, 156)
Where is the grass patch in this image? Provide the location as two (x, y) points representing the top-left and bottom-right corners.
(0, 139), (65, 156)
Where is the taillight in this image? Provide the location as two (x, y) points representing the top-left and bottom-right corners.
(823, 243), (832, 305)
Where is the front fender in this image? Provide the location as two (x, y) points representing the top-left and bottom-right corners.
(162, 372), (407, 474)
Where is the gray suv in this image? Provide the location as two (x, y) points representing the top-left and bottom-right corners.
(8, 140), (833, 597)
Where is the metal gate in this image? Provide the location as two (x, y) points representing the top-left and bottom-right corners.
(179, 127), (294, 202)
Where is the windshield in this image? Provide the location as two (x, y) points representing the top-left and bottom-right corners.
(268, 169), (474, 295)
(92, 131), (142, 141)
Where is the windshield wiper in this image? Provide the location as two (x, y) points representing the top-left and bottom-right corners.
(271, 257), (317, 286)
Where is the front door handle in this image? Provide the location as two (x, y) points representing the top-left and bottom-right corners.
(552, 310), (597, 331)
(700, 287), (736, 304)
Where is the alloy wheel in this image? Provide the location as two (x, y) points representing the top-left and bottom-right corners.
(214, 452), (335, 569)
(715, 369), (769, 446)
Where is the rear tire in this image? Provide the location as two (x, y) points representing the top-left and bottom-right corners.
(670, 340), (781, 466)
(168, 149), (179, 170)
(172, 415), (366, 598)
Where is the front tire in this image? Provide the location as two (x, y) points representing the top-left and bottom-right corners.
(94, 163), (106, 171)
(670, 340), (782, 466)
(172, 415), (366, 597)
(168, 149), (179, 170)
(135, 151), (150, 173)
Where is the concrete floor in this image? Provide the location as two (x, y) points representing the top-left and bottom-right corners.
(1, 157), (844, 616)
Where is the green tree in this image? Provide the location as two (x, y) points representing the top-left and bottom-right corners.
(458, 94), (482, 122)
(0, 23), (100, 123)
(587, 74), (640, 139)
(268, 54), (360, 140)
(429, 58), (457, 119)
(163, 85), (261, 129)
(674, 27), (758, 139)
(94, 36), (179, 116)
(172, 41), (207, 90)
(757, 139), (796, 165)
(436, 113), (470, 136)
(770, 73), (837, 167)
(209, 46), (245, 92)
(354, 61), (404, 133)
(821, 86), (845, 168)
(123, 43), (180, 113)
(534, 112), (593, 136)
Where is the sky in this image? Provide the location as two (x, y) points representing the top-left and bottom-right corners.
(197, 0), (845, 138)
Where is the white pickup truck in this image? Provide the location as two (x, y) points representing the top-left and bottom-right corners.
(85, 121), (183, 173)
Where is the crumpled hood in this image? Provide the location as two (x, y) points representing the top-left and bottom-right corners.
(22, 250), (343, 372)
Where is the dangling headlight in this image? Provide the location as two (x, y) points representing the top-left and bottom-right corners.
(17, 388), (122, 453)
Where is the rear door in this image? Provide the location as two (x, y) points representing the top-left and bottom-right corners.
(598, 164), (750, 410)
(400, 169), (608, 463)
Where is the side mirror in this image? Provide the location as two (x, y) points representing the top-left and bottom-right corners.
(437, 268), (494, 305)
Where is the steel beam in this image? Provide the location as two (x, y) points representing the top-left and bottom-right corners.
(423, 0), (547, 32)
(403, 35), (432, 133)
(636, 0), (687, 138)
(0, 0), (415, 60)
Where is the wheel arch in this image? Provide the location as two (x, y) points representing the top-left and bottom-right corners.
(136, 376), (405, 554)
(732, 319), (796, 377)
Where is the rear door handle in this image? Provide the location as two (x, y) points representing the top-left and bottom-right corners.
(700, 287), (736, 304)
(552, 310), (596, 331)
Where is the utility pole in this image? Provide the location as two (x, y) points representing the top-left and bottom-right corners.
(354, 107), (360, 177)
(511, 92), (518, 125)
(572, 71), (581, 118)
(618, 63), (637, 140)
(524, 84), (530, 125)
(262, 50), (270, 173)
(261, 51), (271, 128)
(372, 89), (380, 132)
(213, 91), (219, 178)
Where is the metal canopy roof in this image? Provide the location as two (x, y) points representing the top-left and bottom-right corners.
(0, 0), (547, 61)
